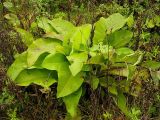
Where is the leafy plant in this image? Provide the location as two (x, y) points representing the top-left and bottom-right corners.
(7, 108), (20, 120)
(103, 111), (112, 120)
(0, 88), (14, 105)
(7, 13), (158, 119)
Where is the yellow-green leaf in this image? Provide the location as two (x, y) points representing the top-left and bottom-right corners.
(63, 87), (82, 117)
(15, 69), (57, 88)
(7, 52), (27, 80)
(27, 38), (61, 67)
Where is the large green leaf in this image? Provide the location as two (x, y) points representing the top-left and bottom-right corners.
(93, 17), (108, 44)
(7, 52), (27, 80)
(69, 62), (83, 76)
(42, 53), (69, 71)
(70, 24), (91, 50)
(29, 53), (49, 69)
(43, 18), (75, 40)
(50, 18), (75, 34)
(67, 52), (88, 76)
(42, 53), (84, 98)
(107, 30), (133, 48)
(105, 13), (126, 34)
(27, 38), (61, 67)
(93, 13), (126, 44)
(67, 52), (88, 62)
(16, 28), (34, 46)
(57, 68), (84, 98)
(15, 69), (57, 88)
(37, 17), (56, 33)
(55, 54), (84, 98)
(117, 91), (130, 116)
(38, 17), (76, 41)
(63, 87), (82, 117)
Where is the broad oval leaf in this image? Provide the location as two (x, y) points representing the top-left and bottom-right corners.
(56, 60), (84, 98)
(15, 69), (57, 88)
(44, 18), (75, 40)
(7, 52), (27, 80)
(69, 62), (83, 76)
(37, 17), (56, 33)
(67, 52), (88, 76)
(93, 13), (126, 44)
(57, 67), (84, 98)
(93, 17), (108, 44)
(63, 87), (82, 117)
(67, 52), (88, 62)
(105, 13), (126, 34)
(27, 38), (61, 67)
(71, 24), (91, 50)
(42, 53), (69, 71)
(50, 18), (75, 34)
(42, 53), (84, 97)
(107, 30), (133, 48)
(29, 52), (49, 69)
